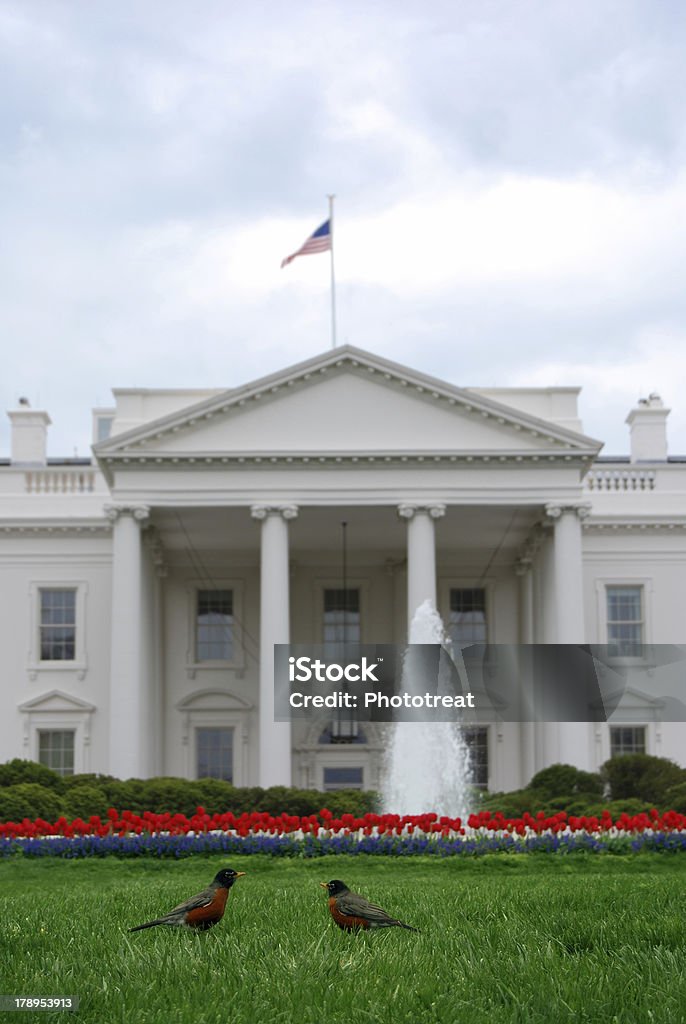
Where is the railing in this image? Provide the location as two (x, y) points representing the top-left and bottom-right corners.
(25, 469), (98, 494)
(585, 469), (656, 492)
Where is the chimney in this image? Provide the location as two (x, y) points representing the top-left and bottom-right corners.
(625, 393), (669, 462)
(8, 399), (52, 465)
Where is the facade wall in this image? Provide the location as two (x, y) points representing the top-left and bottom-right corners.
(583, 531), (686, 645)
(2, 349), (685, 792)
(2, 522), (684, 788)
(0, 531), (113, 774)
(160, 559), (261, 784)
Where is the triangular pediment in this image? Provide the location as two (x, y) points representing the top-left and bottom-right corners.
(95, 346), (602, 464)
(19, 690), (96, 714)
(176, 689), (253, 713)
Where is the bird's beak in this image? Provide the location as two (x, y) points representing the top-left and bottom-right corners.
(319, 882), (328, 889)
(235, 872), (246, 878)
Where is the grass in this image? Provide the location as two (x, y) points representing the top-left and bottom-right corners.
(1, 854), (686, 1023)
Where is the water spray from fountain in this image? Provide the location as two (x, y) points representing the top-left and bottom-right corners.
(382, 599), (473, 819)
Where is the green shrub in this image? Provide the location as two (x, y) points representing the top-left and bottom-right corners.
(601, 754), (686, 803)
(193, 779), (239, 814)
(251, 786), (309, 815)
(101, 779), (150, 814)
(229, 787), (266, 815)
(555, 800), (650, 818)
(0, 759), (64, 792)
(528, 763), (603, 799)
(478, 789), (541, 817)
(62, 773), (118, 791)
(606, 798), (650, 817)
(63, 785), (111, 820)
(316, 789), (379, 817)
(135, 778), (204, 817)
(663, 782), (686, 813)
(232, 786), (378, 817)
(562, 801), (607, 817)
(0, 783), (63, 822)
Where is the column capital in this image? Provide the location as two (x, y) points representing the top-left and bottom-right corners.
(250, 503), (299, 521)
(544, 501), (591, 522)
(514, 557), (533, 577)
(104, 503), (150, 525)
(397, 503), (446, 520)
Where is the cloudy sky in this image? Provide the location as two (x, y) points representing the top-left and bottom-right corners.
(2, 0), (686, 457)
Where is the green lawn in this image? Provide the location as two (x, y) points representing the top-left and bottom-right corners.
(2, 854), (685, 1023)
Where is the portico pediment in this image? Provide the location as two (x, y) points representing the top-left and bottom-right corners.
(95, 347), (602, 469)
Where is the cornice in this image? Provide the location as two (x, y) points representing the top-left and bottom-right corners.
(0, 518), (111, 535)
(582, 517), (686, 532)
(99, 448), (598, 469)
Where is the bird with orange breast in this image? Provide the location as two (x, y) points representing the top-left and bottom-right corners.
(320, 879), (419, 933)
(129, 868), (245, 933)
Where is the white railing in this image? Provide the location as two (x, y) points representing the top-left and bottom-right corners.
(585, 469), (656, 492)
(25, 469), (98, 494)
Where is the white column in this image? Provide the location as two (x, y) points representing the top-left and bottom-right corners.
(544, 501), (591, 773)
(538, 534), (557, 643)
(545, 502), (590, 644)
(397, 503), (446, 627)
(105, 504), (150, 779)
(512, 557), (533, 786)
(146, 530), (167, 777)
(251, 503), (298, 788)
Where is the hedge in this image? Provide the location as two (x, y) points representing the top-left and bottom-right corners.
(0, 762), (379, 822)
(3, 757), (686, 824)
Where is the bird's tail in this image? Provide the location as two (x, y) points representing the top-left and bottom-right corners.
(128, 919), (164, 932)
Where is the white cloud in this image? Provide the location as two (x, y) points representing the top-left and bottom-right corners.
(511, 324), (686, 453)
(120, 171), (686, 307)
(2, 0), (686, 460)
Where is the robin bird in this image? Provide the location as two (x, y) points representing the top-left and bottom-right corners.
(320, 879), (419, 933)
(129, 868), (245, 933)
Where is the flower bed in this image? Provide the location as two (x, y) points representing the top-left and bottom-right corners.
(1, 806), (685, 857)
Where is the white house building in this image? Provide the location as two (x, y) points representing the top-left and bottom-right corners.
(1, 345), (685, 793)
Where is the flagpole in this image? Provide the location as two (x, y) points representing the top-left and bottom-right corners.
(328, 193), (337, 349)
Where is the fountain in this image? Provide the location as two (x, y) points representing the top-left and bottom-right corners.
(381, 600), (473, 819)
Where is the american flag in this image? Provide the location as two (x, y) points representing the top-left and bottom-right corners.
(281, 219), (332, 268)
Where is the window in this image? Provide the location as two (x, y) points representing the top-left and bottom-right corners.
(28, 582), (87, 677)
(323, 588), (360, 647)
(323, 588), (361, 739)
(186, 580), (243, 674)
(196, 727), (234, 781)
(318, 722), (367, 745)
(323, 766), (364, 791)
(449, 588), (487, 647)
(463, 726), (489, 789)
(196, 590), (233, 661)
(38, 730), (75, 776)
(610, 726), (646, 757)
(606, 586), (643, 657)
(40, 589), (76, 661)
